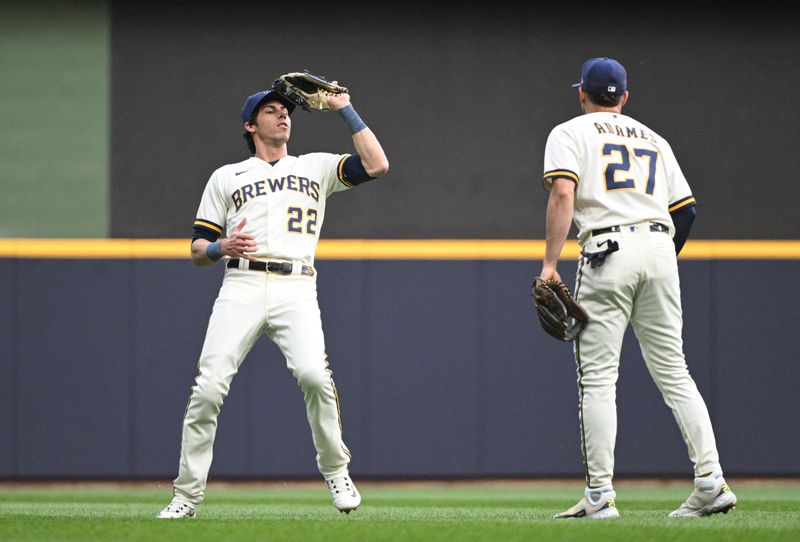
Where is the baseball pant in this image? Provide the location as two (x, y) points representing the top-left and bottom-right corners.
(173, 269), (351, 506)
(573, 225), (721, 488)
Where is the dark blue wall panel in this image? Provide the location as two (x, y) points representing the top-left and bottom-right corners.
(242, 339), (324, 478)
(359, 261), (482, 477)
(130, 260), (222, 477)
(712, 261), (800, 474)
(14, 260), (133, 476)
(0, 261), (16, 473)
(2, 258), (799, 479)
(315, 260), (367, 476)
(481, 260), (583, 476)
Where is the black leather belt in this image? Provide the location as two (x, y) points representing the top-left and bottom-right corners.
(592, 222), (669, 236)
(227, 258), (315, 277)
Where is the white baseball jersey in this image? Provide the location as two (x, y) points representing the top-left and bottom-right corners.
(194, 153), (351, 266)
(174, 152), (359, 506)
(540, 111), (723, 491)
(543, 111), (695, 243)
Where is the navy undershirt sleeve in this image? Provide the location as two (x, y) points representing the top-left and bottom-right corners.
(341, 154), (375, 186)
(192, 226), (220, 243)
(670, 205), (696, 255)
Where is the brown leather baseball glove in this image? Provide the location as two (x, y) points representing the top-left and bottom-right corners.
(531, 278), (589, 342)
(272, 70), (349, 112)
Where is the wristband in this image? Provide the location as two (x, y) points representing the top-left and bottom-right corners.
(206, 241), (223, 262)
(338, 104), (367, 134)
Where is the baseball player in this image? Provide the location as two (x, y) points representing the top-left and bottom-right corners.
(158, 83), (389, 518)
(538, 57), (736, 518)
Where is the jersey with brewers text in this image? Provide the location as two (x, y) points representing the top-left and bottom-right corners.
(543, 111), (695, 243)
(194, 154), (351, 266)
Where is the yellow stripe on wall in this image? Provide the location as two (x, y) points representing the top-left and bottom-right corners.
(0, 239), (799, 260)
(315, 239), (552, 260)
(678, 240), (800, 260)
(0, 239), (189, 259)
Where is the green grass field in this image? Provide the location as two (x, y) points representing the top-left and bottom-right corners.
(1, 479), (798, 542)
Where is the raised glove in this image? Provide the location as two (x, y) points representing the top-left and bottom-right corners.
(272, 70), (349, 112)
(531, 278), (589, 342)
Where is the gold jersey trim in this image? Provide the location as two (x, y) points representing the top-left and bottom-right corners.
(544, 170), (579, 184)
(193, 219), (224, 234)
(336, 155), (352, 187)
(669, 196), (697, 213)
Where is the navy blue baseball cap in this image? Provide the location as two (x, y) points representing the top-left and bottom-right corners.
(240, 90), (295, 124)
(572, 57), (627, 96)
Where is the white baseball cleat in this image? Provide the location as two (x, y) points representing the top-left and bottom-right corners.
(326, 475), (361, 514)
(157, 498), (197, 519)
(554, 485), (620, 519)
(669, 472), (737, 517)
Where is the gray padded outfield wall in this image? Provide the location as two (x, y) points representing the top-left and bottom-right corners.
(1, 257), (798, 478)
(110, 3), (800, 240)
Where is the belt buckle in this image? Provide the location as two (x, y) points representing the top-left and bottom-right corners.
(266, 261), (292, 274)
(265, 260), (315, 277)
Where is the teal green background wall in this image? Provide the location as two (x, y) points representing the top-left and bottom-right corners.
(0, 1), (109, 238)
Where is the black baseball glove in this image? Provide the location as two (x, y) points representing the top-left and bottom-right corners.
(272, 70), (349, 112)
(531, 278), (589, 342)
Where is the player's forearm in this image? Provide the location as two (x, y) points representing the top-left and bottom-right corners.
(191, 218), (257, 266)
(337, 104), (389, 178)
(190, 238), (217, 266)
(543, 187), (574, 268)
(351, 128), (389, 177)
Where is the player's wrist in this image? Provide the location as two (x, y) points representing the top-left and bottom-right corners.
(338, 104), (367, 134)
(206, 241), (223, 262)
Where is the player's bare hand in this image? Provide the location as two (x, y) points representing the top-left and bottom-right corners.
(538, 266), (561, 283)
(328, 92), (351, 111)
(222, 217), (258, 261)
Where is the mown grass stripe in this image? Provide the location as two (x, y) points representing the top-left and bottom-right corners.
(0, 482), (798, 542)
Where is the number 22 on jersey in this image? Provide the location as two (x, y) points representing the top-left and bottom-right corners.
(287, 207), (318, 235)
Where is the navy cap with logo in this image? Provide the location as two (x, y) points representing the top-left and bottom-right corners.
(240, 90), (296, 124)
(571, 57), (627, 96)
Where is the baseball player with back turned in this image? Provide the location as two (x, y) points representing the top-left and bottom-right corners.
(158, 80), (389, 518)
(538, 57), (737, 519)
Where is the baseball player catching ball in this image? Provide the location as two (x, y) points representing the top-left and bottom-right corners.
(539, 57), (737, 518)
(158, 80), (388, 518)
